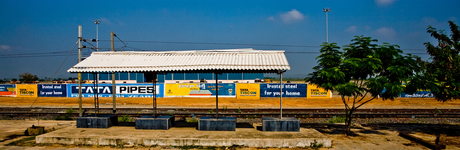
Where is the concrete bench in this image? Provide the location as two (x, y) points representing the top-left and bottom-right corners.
(135, 116), (175, 130)
(76, 115), (118, 128)
(199, 117), (236, 131)
(262, 117), (300, 132)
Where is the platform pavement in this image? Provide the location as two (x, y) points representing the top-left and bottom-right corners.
(36, 124), (332, 148)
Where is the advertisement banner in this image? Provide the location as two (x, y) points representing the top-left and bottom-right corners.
(16, 84), (38, 97)
(115, 83), (164, 98)
(165, 83), (200, 97)
(400, 91), (434, 98)
(67, 84), (113, 97)
(307, 84), (331, 98)
(0, 84), (16, 96)
(38, 84), (67, 97)
(236, 83), (260, 99)
(260, 84), (307, 97)
(200, 83), (236, 97)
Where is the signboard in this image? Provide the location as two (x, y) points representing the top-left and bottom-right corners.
(236, 83), (260, 99)
(38, 84), (67, 97)
(16, 84), (38, 97)
(200, 83), (236, 97)
(260, 84), (307, 97)
(307, 84), (331, 98)
(400, 91), (434, 98)
(0, 84), (16, 96)
(67, 84), (113, 97)
(165, 83), (236, 97)
(115, 83), (164, 98)
(165, 83), (200, 97)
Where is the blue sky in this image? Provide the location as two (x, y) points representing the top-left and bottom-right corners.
(0, 0), (459, 79)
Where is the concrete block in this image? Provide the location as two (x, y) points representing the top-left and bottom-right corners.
(135, 116), (175, 130)
(27, 126), (44, 135)
(199, 117), (236, 131)
(76, 115), (118, 128)
(262, 117), (300, 132)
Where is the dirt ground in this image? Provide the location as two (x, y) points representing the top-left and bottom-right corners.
(0, 120), (459, 149)
(0, 97), (459, 109)
(0, 97), (459, 149)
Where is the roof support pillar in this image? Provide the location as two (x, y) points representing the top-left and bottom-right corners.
(215, 72), (219, 119)
(278, 70), (285, 119)
(153, 73), (157, 117)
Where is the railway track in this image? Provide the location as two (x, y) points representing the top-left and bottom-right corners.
(0, 107), (459, 118)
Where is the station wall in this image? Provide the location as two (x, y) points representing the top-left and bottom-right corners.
(0, 83), (343, 99)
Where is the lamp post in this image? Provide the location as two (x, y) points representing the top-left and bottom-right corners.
(93, 20), (101, 85)
(323, 8), (331, 43)
(93, 20), (101, 50)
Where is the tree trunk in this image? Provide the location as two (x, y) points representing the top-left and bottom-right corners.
(346, 109), (354, 135)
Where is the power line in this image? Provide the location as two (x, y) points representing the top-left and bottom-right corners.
(98, 40), (321, 48)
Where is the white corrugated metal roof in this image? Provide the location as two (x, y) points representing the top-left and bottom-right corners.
(67, 48), (290, 73)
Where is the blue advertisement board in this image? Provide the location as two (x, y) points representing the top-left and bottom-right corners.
(400, 91), (434, 98)
(260, 84), (307, 97)
(67, 84), (113, 97)
(67, 83), (164, 98)
(38, 84), (67, 97)
(115, 83), (164, 98)
(200, 83), (236, 97)
(0, 84), (16, 96)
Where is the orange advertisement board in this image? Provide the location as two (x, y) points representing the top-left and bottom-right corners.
(307, 84), (331, 98)
(236, 83), (260, 99)
(16, 84), (38, 97)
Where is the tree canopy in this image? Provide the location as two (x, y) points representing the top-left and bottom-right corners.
(19, 72), (39, 83)
(306, 36), (419, 135)
(406, 21), (460, 101)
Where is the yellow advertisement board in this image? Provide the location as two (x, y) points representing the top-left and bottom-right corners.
(165, 83), (200, 97)
(236, 83), (260, 99)
(16, 84), (38, 97)
(307, 84), (331, 98)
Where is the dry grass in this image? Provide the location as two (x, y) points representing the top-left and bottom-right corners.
(0, 96), (459, 109)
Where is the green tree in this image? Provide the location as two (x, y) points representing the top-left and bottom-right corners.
(306, 36), (419, 135)
(407, 21), (460, 101)
(19, 72), (39, 83)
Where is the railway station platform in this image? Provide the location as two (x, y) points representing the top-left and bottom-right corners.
(36, 123), (331, 147)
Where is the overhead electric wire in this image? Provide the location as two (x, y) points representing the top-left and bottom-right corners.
(30, 42), (78, 108)
(98, 40), (321, 48)
(114, 35), (127, 51)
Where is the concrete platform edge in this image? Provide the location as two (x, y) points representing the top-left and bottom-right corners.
(36, 136), (332, 147)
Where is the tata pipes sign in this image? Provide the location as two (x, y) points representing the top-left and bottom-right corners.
(260, 84), (307, 97)
(116, 84), (164, 97)
(38, 84), (67, 97)
(67, 84), (113, 97)
(67, 84), (163, 97)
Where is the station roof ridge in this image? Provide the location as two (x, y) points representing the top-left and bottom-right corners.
(92, 48), (286, 55)
(68, 48), (290, 73)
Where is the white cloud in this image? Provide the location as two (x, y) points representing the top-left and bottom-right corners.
(422, 17), (438, 25)
(345, 25), (357, 33)
(267, 16), (275, 21)
(375, 0), (396, 7)
(0, 45), (11, 51)
(364, 25), (371, 30)
(375, 27), (397, 39)
(99, 18), (113, 25)
(279, 9), (305, 24)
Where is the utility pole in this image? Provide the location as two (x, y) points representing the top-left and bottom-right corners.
(323, 8), (331, 43)
(78, 26), (83, 117)
(111, 31), (116, 114)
